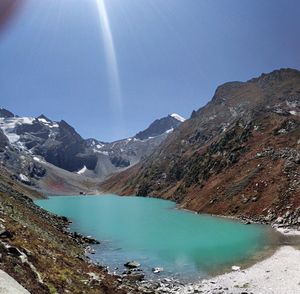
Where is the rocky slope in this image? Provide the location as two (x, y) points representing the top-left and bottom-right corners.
(101, 68), (300, 226)
(0, 167), (145, 294)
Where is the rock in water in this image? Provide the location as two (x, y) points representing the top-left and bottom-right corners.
(152, 267), (164, 274)
(124, 261), (141, 268)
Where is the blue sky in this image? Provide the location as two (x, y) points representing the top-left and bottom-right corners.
(0, 0), (300, 142)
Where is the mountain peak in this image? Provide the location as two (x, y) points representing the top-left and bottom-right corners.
(249, 68), (300, 84)
(135, 114), (184, 140)
(170, 113), (186, 122)
(0, 108), (14, 118)
(37, 114), (51, 122)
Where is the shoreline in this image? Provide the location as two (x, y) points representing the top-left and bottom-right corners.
(142, 228), (300, 294)
(177, 245), (300, 294)
(175, 228), (300, 294)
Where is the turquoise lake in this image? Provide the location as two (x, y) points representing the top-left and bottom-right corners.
(35, 195), (277, 281)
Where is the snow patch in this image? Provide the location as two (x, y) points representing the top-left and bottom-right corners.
(77, 165), (87, 175)
(0, 117), (34, 143)
(165, 128), (174, 134)
(22, 117), (34, 124)
(33, 156), (44, 163)
(37, 118), (48, 124)
(125, 138), (132, 145)
(19, 174), (30, 183)
(94, 150), (109, 156)
(170, 113), (185, 122)
(49, 123), (59, 128)
(38, 118), (58, 128)
(5, 132), (19, 144)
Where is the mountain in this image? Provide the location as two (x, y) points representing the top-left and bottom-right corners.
(0, 107), (14, 118)
(0, 111), (97, 172)
(85, 113), (185, 179)
(135, 113), (185, 140)
(101, 68), (300, 225)
(0, 109), (185, 191)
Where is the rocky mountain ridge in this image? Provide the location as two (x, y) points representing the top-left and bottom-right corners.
(0, 166), (145, 294)
(101, 68), (300, 225)
(135, 114), (185, 140)
(0, 109), (184, 191)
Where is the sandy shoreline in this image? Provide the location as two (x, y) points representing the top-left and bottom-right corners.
(177, 245), (300, 294)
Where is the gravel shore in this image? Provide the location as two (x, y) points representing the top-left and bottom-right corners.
(178, 246), (300, 294)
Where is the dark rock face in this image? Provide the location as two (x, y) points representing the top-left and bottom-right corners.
(0, 114), (98, 172)
(0, 229), (13, 239)
(0, 129), (8, 151)
(27, 162), (46, 179)
(33, 120), (98, 172)
(110, 156), (130, 168)
(0, 108), (14, 118)
(15, 120), (50, 149)
(135, 115), (182, 140)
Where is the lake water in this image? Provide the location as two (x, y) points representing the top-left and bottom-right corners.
(35, 195), (277, 281)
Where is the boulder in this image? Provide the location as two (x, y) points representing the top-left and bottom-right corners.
(0, 229), (13, 239)
(152, 267), (164, 274)
(275, 216), (284, 224)
(124, 272), (145, 282)
(7, 246), (23, 257)
(124, 261), (140, 269)
(231, 265), (241, 271)
(82, 236), (100, 245)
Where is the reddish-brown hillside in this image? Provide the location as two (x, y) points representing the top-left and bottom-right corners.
(101, 68), (300, 225)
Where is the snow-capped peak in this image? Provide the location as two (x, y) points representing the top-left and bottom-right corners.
(170, 113), (185, 122)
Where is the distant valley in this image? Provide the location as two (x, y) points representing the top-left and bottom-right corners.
(0, 108), (185, 194)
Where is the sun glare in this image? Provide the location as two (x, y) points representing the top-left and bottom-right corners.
(95, 0), (122, 116)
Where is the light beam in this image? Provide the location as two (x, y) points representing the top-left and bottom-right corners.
(96, 0), (122, 117)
